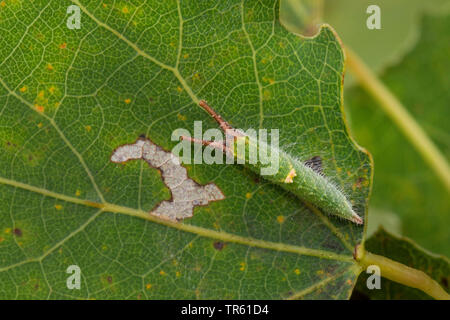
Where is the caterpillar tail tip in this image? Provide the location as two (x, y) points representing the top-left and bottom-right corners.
(351, 212), (364, 225)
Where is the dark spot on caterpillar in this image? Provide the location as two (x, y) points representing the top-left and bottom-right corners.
(213, 241), (225, 250)
(139, 133), (147, 139)
(441, 277), (448, 289)
(304, 156), (323, 174)
(107, 276), (113, 284)
(13, 228), (22, 237)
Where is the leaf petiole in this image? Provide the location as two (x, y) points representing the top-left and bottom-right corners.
(355, 245), (450, 300)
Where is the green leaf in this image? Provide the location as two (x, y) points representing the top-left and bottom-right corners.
(346, 13), (450, 256)
(352, 228), (450, 299)
(0, 0), (371, 299)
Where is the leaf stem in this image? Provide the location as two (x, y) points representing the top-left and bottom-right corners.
(345, 47), (450, 192)
(355, 245), (450, 300)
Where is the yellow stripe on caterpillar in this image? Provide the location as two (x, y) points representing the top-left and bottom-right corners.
(284, 168), (297, 183)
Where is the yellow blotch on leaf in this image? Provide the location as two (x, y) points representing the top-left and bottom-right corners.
(239, 262), (246, 271)
(177, 113), (186, 121)
(59, 42), (67, 49)
(4, 228), (11, 234)
(124, 98), (131, 104)
(193, 73), (200, 80)
(316, 270), (324, 276)
(122, 6), (129, 14)
(183, 53), (189, 59)
(0, 1), (5, 8)
(19, 86), (27, 93)
(35, 105), (44, 113)
(75, 190), (81, 197)
(176, 86), (183, 93)
(263, 89), (272, 100)
(294, 268), (301, 275)
(85, 125), (92, 132)
(46, 63), (54, 71)
(176, 271), (181, 278)
(0, 236), (4, 243)
(54, 204), (63, 210)
(159, 270), (166, 276)
(48, 86), (56, 94)
(261, 55), (273, 64)
(276, 215), (285, 224)
(263, 77), (275, 85)
(245, 193), (252, 199)
(145, 283), (152, 290)
(37, 123), (43, 128)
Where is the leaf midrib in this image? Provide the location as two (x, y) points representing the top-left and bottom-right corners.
(0, 175), (353, 266)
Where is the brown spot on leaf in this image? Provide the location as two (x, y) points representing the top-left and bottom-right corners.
(83, 201), (105, 209)
(13, 228), (22, 237)
(213, 241), (225, 250)
(353, 177), (366, 190)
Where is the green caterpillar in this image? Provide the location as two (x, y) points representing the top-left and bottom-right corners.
(181, 100), (363, 225)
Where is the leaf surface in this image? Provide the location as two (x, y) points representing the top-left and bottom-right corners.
(0, 0), (371, 299)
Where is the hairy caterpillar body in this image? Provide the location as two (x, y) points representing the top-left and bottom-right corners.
(182, 100), (363, 225)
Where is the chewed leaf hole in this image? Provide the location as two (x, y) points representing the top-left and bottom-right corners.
(111, 138), (225, 221)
